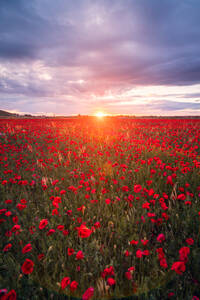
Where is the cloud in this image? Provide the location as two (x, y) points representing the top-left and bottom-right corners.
(0, 0), (200, 114)
(147, 100), (200, 111)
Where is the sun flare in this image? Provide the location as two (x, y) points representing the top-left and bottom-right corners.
(95, 111), (107, 118)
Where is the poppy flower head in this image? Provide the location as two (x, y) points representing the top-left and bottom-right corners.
(21, 259), (34, 274)
(39, 219), (48, 230)
(61, 277), (70, 290)
(77, 224), (92, 238)
(82, 287), (94, 300)
(171, 261), (186, 275)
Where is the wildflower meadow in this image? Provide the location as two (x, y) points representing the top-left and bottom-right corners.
(0, 117), (200, 299)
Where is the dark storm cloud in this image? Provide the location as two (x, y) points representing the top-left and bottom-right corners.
(0, 0), (200, 114)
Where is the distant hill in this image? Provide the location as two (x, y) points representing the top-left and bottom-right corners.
(0, 110), (19, 117)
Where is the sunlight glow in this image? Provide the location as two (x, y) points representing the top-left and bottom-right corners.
(95, 111), (107, 118)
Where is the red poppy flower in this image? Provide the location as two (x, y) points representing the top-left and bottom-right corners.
(166, 176), (173, 185)
(171, 261), (186, 275)
(82, 287), (94, 300)
(101, 266), (115, 278)
(94, 221), (101, 228)
(5, 199), (12, 204)
(70, 280), (78, 292)
(76, 250), (84, 260)
(157, 234), (165, 243)
(177, 194), (186, 201)
(60, 189), (66, 195)
(62, 230), (69, 236)
(77, 224), (92, 238)
(134, 184), (142, 193)
(22, 243), (32, 254)
(16, 203), (26, 211)
(179, 246), (190, 262)
(39, 219), (48, 230)
(61, 277), (70, 289)
(125, 271), (132, 280)
(67, 248), (74, 256)
(124, 250), (130, 257)
(47, 229), (55, 236)
(21, 259), (34, 274)
(128, 266), (135, 272)
(37, 253), (45, 261)
(3, 243), (12, 252)
(2, 289), (17, 300)
(11, 225), (20, 232)
(156, 248), (165, 260)
(136, 249), (143, 258)
(5, 211), (12, 217)
(168, 292), (175, 297)
(159, 258), (168, 269)
(52, 209), (58, 216)
(12, 216), (18, 224)
(57, 225), (64, 231)
(105, 198), (111, 204)
(130, 240), (138, 246)
(141, 239), (149, 246)
(142, 250), (150, 256)
(142, 202), (150, 210)
(186, 238), (194, 245)
(107, 278), (116, 286)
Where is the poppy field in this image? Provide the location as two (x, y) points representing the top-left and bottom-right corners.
(0, 117), (200, 300)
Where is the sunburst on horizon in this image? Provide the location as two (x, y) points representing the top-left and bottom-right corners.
(95, 111), (107, 118)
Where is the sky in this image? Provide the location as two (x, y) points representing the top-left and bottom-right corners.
(0, 0), (200, 116)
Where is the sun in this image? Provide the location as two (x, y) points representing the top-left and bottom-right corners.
(95, 111), (107, 118)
